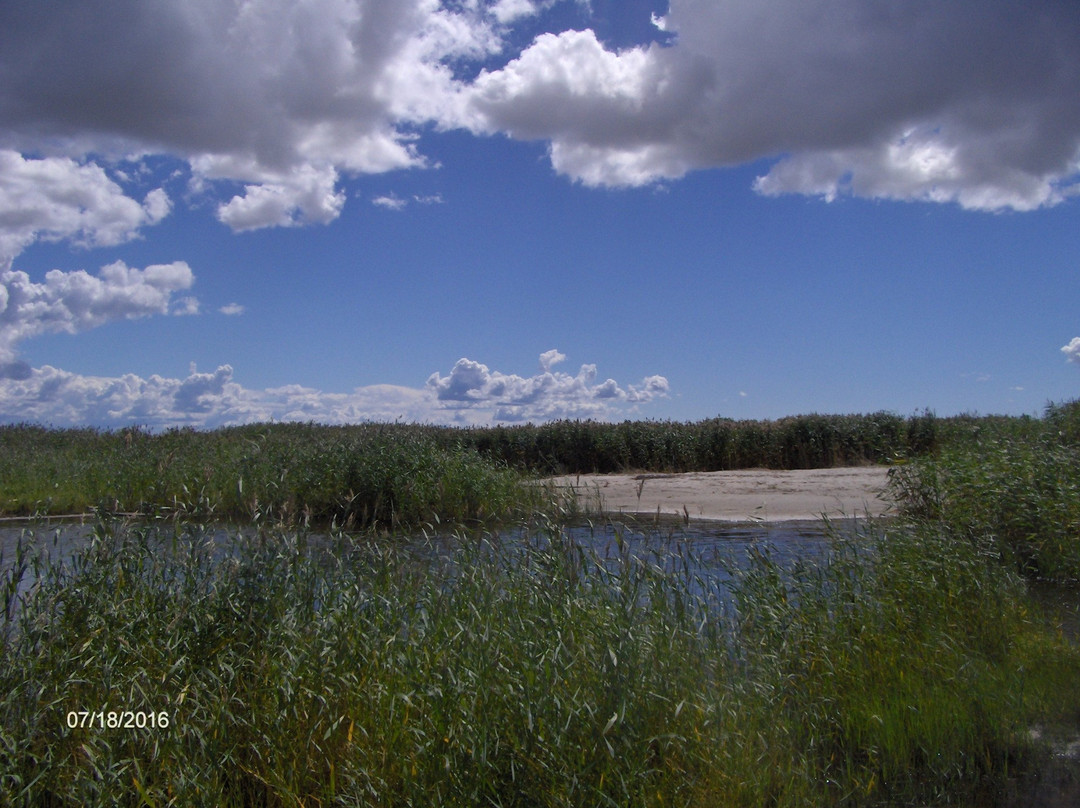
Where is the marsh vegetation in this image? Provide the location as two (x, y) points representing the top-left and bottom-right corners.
(0, 409), (1011, 525)
(1, 403), (1079, 806)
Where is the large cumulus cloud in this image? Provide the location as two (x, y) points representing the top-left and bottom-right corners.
(0, 0), (504, 233)
(467, 0), (1080, 209)
(0, 352), (668, 429)
(2, 0), (1077, 239)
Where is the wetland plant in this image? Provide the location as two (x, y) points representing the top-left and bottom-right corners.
(1, 514), (1075, 806)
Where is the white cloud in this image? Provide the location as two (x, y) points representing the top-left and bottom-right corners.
(0, 261), (195, 362)
(538, 348), (565, 371)
(0, 351), (669, 429)
(465, 0), (1080, 208)
(425, 350), (668, 422)
(172, 364), (236, 414)
(172, 296), (200, 316)
(0, 151), (171, 264)
(752, 130), (1075, 212)
(627, 375), (670, 402)
(219, 303), (245, 316)
(200, 161), (346, 231)
(490, 0), (539, 25)
(0, 364), (243, 428)
(469, 29), (663, 143)
(3, 0), (1076, 223)
(372, 192), (444, 211)
(0, 0), (507, 231)
(372, 193), (408, 211)
(1062, 337), (1080, 364)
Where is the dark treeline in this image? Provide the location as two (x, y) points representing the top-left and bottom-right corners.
(457, 411), (948, 473)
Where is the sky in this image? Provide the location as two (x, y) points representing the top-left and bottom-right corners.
(1, 0), (1079, 429)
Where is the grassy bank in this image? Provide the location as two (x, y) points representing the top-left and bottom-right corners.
(0, 407), (1046, 522)
(2, 516), (1076, 806)
(3, 404), (1079, 804)
(0, 423), (545, 528)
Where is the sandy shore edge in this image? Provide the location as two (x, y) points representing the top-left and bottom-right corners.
(545, 466), (894, 523)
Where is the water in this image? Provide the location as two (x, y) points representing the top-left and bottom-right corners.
(5, 514), (1076, 617)
(2, 515), (1078, 806)
(0, 514), (842, 607)
(1029, 579), (1080, 642)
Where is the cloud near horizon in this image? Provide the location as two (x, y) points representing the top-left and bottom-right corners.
(426, 351), (669, 422)
(0, 352), (669, 429)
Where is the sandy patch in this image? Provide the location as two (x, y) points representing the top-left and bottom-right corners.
(546, 466), (894, 523)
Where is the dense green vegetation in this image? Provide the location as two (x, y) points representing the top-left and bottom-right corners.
(891, 399), (1080, 581)
(2, 402), (1079, 805)
(0, 407), (1040, 523)
(2, 515), (1076, 806)
(460, 410), (945, 473)
(0, 422), (543, 528)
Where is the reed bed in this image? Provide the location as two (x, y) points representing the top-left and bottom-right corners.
(0, 423), (544, 528)
(1, 514), (1075, 806)
(2, 404), (1079, 804)
(459, 411), (943, 473)
(0, 408), (1033, 522)
(890, 400), (1080, 580)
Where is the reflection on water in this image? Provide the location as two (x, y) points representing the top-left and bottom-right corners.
(4, 515), (1077, 618)
(562, 517), (835, 564)
(1, 515), (842, 609)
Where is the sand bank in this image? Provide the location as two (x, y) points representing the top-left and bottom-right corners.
(547, 466), (894, 523)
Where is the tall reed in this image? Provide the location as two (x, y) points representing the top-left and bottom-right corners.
(2, 514), (1073, 806)
(5, 407), (1063, 525)
(890, 401), (1080, 580)
(0, 423), (544, 528)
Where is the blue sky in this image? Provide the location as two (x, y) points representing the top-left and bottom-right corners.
(1, 0), (1078, 428)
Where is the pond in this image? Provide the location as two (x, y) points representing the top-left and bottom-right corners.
(0, 514), (843, 616)
(3, 513), (1078, 633)
(3, 514), (1078, 807)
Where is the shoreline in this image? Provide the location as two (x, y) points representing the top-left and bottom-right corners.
(546, 465), (894, 523)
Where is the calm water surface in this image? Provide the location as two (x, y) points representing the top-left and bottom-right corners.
(0, 515), (838, 600)
(7, 514), (1077, 644)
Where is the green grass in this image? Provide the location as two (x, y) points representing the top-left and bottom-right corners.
(1, 514), (1075, 806)
(3, 403), (1080, 804)
(0, 408), (1037, 523)
(889, 400), (1080, 580)
(0, 423), (548, 529)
